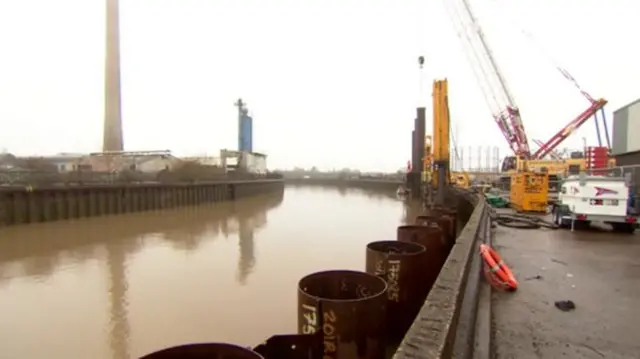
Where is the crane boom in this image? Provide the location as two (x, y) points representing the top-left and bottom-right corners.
(534, 98), (607, 159)
(533, 139), (561, 160)
(446, 0), (531, 158)
(447, 1), (608, 163)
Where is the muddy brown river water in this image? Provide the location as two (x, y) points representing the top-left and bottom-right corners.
(0, 185), (421, 359)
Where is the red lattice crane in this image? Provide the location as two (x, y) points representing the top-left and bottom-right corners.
(444, 0), (608, 163)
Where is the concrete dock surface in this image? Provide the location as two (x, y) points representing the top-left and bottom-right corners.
(491, 218), (640, 359)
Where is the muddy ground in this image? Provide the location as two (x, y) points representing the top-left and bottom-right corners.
(491, 219), (640, 359)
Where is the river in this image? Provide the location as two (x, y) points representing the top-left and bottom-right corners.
(0, 185), (421, 359)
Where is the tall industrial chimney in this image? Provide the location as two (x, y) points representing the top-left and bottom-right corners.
(103, 0), (124, 152)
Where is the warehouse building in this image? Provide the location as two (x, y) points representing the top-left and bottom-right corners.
(612, 98), (640, 166)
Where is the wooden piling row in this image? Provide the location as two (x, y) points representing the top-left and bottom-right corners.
(0, 179), (284, 227)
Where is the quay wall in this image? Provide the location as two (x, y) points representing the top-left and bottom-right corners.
(395, 189), (489, 359)
(0, 179), (284, 227)
(289, 179), (490, 358)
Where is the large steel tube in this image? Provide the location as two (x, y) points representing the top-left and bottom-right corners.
(365, 240), (428, 343)
(139, 343), (264, 359)
(411, 129), (417, 173)
(397, 225), (447, 291)
(298, 270), (387, 359)
(429, 206), (458, 241)
(416, 214), (455, 249)
(415, 108), (426, 175)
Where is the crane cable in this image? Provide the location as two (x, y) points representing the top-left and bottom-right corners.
(444, 1), (502, 113)
(442, 0), (502, 169)
(447, 96), (462, 169)
(488, 0), (610, 150)
(415, 0), (427, 104)
(521, 30), (595, 103)
(488, 0), (595, 103)
(442, 0), (517, 144)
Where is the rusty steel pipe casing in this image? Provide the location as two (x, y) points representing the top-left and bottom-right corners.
(365, 240), (428, 344)
(429, 206), (458, 241)
(139, 343), (264, 359)
(396, 225), (448, 291)
(416, 214), (455, 249)
(298, 270), (388, 359)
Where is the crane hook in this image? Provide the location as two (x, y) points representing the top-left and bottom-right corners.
(418, 56), (425, 68)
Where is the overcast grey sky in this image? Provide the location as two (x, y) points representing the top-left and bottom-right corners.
(0, 0), (637, 171)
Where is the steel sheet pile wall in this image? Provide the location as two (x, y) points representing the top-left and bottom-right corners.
(140, 186), (487, 359)
(0, 180), (284, 227)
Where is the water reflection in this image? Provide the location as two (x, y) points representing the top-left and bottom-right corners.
(0, 192), (284, 283)
(107, 240), (130, 359)
(236, 198), (270, 285)
(286, 184), (398, 202)
(0, 186), (414, 359)
(238, 216), (255, 285)
(0, 192), (283, 359)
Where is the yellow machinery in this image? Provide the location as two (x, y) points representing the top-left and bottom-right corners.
(420, 79), (451, 203)
(430, 79), (450, 199)
(500, 156), (616, 192)
(450, 171), (471, 189)
(423, 135), (433, 183)
(420, 79), (453, 204)
(504, 156), (616, 177)
(509, 170), (549, 213)
(423, 78), (464, 203)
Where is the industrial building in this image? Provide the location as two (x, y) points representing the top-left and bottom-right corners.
(612, 98), (640, 165)
(230, 98), (269, 176)
(235, 98), (253, 153)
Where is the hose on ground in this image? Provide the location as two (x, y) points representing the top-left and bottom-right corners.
(492, 213), (558, 230)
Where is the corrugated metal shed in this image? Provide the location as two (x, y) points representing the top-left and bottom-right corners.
(612, 97), (640, 155)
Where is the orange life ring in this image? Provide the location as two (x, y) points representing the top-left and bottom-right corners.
(479, 244), (518, 290)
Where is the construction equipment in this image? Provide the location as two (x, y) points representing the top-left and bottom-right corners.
(533, 139), (562, 160)
(431, 79), (451, 191)
(509, 170), (549, 213)
(421, 78), (452, 204)
(419, 69), (469, 197)
(423, 135), (433, 183)
(443, 0), (609, 182)
(450, 171), (470, 189)
(485, 192), (508, 208)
